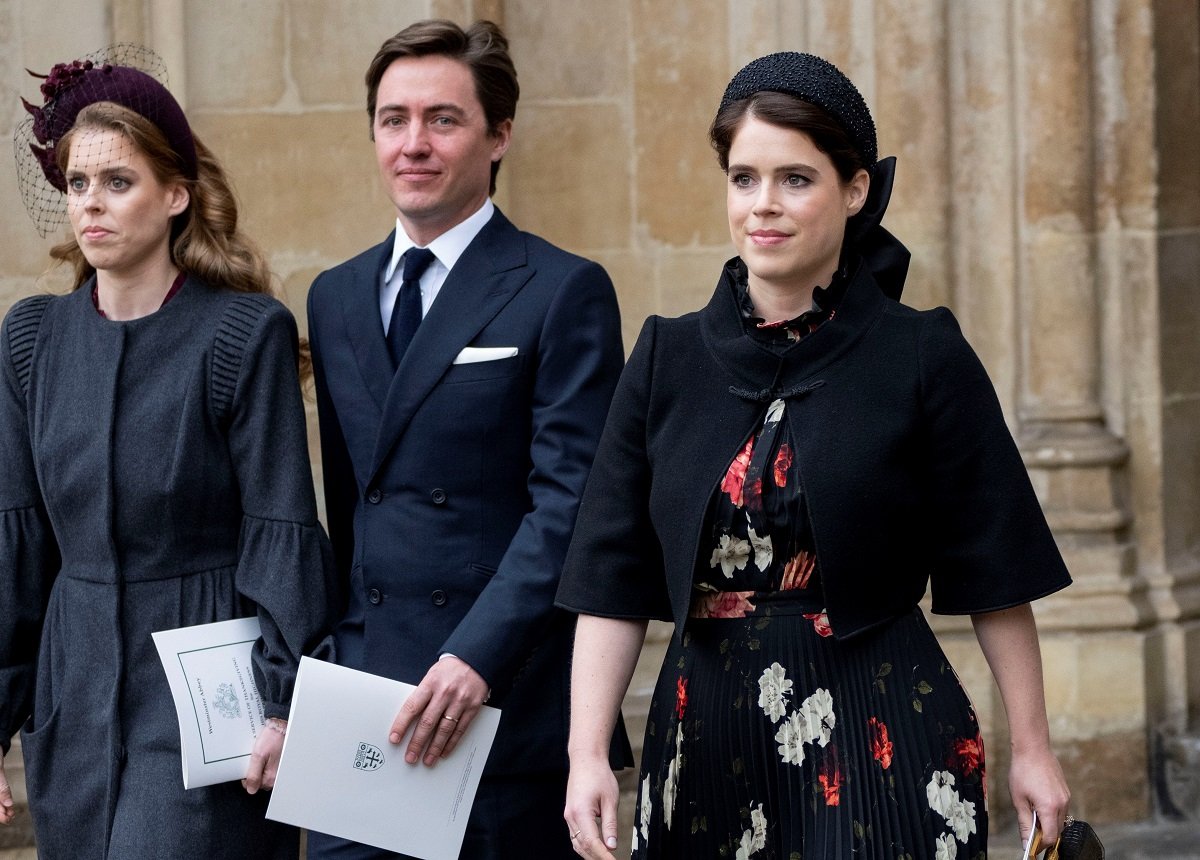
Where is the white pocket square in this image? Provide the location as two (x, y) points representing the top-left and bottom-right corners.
(453, 346), (519, 365)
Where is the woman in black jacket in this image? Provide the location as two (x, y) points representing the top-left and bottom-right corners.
(559, 52), (1071, 859)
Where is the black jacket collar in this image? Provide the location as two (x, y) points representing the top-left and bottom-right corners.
(699, 255), (892, 395)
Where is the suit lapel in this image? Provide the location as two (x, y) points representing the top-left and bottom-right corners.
(369, 211), (531, 479)
(338, 233), (395, 412)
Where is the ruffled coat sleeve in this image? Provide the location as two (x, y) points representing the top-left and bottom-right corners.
(217, 297), (338, 721)
(0, 298), (60, 754)
(556, 316), (672, 620)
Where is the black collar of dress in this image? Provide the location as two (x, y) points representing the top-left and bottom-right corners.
(733, 258), (850, 347)
(699, 253), (892, 394)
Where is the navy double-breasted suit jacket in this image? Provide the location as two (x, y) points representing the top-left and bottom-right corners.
(307, 208), (629, 775)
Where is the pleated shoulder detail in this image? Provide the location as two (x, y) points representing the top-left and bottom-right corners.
(211, 293), (273, 424)
(5, 294), (53, 397)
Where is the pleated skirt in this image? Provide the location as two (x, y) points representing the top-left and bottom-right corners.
(632, 604), (988, 860)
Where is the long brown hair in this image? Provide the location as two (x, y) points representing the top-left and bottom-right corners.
(51, 102), (311, 380)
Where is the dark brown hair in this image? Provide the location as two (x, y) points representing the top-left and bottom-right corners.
(710, 91), (867, 182)
(364, 19), (518, 194)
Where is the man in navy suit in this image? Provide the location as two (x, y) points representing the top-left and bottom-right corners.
(305, 18), (628, 860)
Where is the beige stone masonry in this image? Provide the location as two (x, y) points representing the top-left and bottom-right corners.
(289, 0), (429, 107)
(3, 0), (1200, 842)
(185, 0), (288, 109)
(189, 110), (391, 273)
(631, 0), (729, 247)
(504, 102), (633, 253)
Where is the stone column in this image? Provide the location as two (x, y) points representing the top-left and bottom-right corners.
(1013, 0), (1149, 821)
(1142, 0), (1200, 819)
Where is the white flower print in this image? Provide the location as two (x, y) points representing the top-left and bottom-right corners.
(735, 829), (756, 860)
(756, 662), (793, 723)
(748, 524), (773, 571)
(662, 728), (683, 830)
(774, 711), (807, 766)
(765, 398), (785, 426)
(734, 805), (766, 860)
(935, 832), (958, 860)
(946, 796), (978, 843)
(926, 770), (977, 844)
(735, 831), (753, 860)
(631, 825), (639, 853)
(709, 533), (751, 578)
(750, 803), (767, 850)
(926, 770), (957, 818)
(638, 774), (651, 846)
(797, 687), (836, 747)
(772, 687), (836, 766)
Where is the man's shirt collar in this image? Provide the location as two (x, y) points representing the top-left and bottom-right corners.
(384, 198), (495, 281)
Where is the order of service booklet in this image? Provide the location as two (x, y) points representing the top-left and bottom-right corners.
(152, 616), (267, 789)
(266, 656), (501, 860)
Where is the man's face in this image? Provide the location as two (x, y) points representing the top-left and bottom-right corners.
(373, 54), (511, 245)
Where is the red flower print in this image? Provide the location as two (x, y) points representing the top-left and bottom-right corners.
(744, 477), (764, 512)
(868, 717), (893, 769)
(781, 552), (815, 590)
(721, 440), (754, 507)
(773, 443), (793, 487)
(675, 677), (688, 720)
(691, 590), (756, 619)
(818, 760), (842, 806)
(949, 734), (984, 777)
(803, 610), (833, 638)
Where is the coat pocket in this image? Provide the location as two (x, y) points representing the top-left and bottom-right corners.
(440, 354), (523, 384)
(468, 562), (498, 579)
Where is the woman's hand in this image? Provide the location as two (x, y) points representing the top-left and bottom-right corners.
(0, 754), (15, 825)
(564, 615), (648, 858)
(1010, 744), (1071, 847)
(242, 717), (287, 794)
(563, 754), (620, 858)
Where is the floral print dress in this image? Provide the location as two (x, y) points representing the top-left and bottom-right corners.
(631, 279), (988, 859)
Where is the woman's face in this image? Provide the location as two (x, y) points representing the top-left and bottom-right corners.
(65, 127), (188, 278)
(726, 116), (868, 295)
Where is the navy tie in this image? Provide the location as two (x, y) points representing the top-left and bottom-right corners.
(387, 247), (436, 367)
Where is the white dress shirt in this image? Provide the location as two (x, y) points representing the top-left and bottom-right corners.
(379, 199), (495, 333)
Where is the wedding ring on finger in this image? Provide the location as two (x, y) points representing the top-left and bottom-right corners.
(570, 829), (581, 839)
(443, 714), (459, 723)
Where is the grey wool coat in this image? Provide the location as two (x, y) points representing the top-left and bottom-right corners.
(0, 279), (337, 859)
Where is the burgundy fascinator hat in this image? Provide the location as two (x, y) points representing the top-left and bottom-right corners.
(13, 44), (197, 236)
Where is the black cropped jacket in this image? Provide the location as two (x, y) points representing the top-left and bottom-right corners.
(557, 258), (1070, 640)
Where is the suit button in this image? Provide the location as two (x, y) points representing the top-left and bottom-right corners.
(431, 488), (447, 505)
(366, 489), (382, 504)
(431, 590), (447, 607)
(368, 588), (382, 605)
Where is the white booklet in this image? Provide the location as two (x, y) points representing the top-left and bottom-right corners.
(266, 656), (501, 860)
(152, 616), (267, 789)
(1021, 810), (1040, 860)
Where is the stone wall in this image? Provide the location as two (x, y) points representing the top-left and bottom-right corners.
(2, 0), (1198, 845)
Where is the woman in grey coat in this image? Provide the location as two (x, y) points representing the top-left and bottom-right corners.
(0, 47), (336, 858)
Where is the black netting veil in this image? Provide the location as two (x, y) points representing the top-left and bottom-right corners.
(14, 44), (178, 237)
